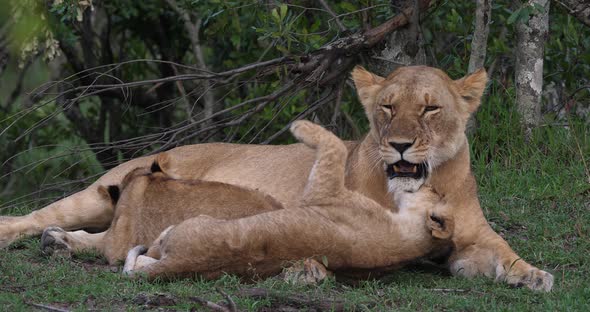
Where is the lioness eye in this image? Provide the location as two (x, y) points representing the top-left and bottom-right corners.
(423, 105), (440, 114)
(381, 105), (394, 112)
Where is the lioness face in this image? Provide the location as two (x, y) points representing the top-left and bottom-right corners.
(352, 66), (487, 192)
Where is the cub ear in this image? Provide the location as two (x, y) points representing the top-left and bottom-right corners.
(454, 68), (488, 114)
(351, 66), (384, 109)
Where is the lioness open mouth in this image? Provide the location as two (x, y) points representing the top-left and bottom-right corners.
(386, 160), (427, 180)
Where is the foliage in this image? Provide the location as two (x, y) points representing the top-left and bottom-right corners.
(0, 1), (588, 214)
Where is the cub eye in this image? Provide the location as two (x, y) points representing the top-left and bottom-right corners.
(423, 105), (441, 115)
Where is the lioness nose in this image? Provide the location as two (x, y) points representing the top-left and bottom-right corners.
(389, 141), (413, 154)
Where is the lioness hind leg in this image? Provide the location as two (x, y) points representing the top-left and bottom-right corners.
(41, 227), (106, 257)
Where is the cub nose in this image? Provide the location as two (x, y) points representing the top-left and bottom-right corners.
(389, 141), (413, 154)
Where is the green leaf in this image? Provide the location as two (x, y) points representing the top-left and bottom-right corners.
(321, 255), (329, 267)
(506, 8), (521, 25)
(271, 8), (280, 23)
(340, 2), (356, 12)
(279, 4), (288, 21)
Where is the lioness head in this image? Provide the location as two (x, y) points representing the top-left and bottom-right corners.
(352, 65), (487, 192)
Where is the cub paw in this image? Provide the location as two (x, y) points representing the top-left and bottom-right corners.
(40, 227), (72, 257)
(282, 258), (331, 285)
(427, 210), (454, 240)
(123, 245), (148, 276)
(290, 120), (323, 148)
(497, 263), (554, 292)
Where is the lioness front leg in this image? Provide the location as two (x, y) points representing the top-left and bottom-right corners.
(0, 156), (154, 248)
(41, 227), (106, 256)
(0, 188), (114, 248)
(448, 226), (553, 292)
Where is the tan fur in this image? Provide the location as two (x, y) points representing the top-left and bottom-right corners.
(122, 121), (454, 280)
(1, 66), (553, 291)
(42, 162), (284, 264)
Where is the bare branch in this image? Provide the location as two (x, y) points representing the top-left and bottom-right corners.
(164, 0), (217, 126)
(318, 0), (347, 32)
(189, 288), (237, 312)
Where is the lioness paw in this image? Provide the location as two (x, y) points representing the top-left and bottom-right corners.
(41, 227), (73, 257)
(496, 264), (554, 292)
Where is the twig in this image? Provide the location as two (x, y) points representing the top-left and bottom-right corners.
(189, 288), (238, 312)
(330, 80), (345, 125)
(318, 0), (347, 32)
(216, 287), (237, 312)
(27, 302), (71, 312)
(428, 288), (469, 293)
(428, 288), (486, 295)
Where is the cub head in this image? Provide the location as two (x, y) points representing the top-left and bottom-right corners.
(352, 65), (487, 192)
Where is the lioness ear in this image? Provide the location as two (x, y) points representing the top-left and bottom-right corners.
(351, 66), (384, 109)
(454, 68), (488, 113)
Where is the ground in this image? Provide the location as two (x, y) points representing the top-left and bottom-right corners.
(0, 191), (588, 311)
(1, 120), (589, 311)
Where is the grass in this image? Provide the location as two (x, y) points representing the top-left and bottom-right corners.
(1, 91), (589, 311)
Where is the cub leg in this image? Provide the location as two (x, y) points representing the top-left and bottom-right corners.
(122, 210), (346, 280)
(123, 245), (150, 275)
(144, 225), (175, 259)
(290, 120), (348, 202)
(41, 227), (106, 256)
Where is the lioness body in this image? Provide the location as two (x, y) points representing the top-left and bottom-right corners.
(0, 66), (553, 291)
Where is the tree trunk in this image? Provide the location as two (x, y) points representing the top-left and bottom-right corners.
(369, 0), (427, 76)
(515, 0), (550, 140)
(466, 0), (493, 135)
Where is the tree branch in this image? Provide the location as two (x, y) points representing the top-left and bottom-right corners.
(554, 0), (590, 27)
(164, 0), (217, 127)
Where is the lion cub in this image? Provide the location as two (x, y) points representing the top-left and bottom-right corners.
(41, 158), (284, 264)
(123, 121), (454, 279)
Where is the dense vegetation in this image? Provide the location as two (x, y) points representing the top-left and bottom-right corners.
(0, 1), (588, 207)
(0, 0), (588, 310)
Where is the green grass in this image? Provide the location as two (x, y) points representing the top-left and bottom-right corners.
(1, 89), (589, 311)
(1, 191), (589, 312)
(1, 156), (588, 311)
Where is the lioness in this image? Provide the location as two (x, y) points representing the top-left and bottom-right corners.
(0, 65), (553, 291)
(122, 120), (454, 279)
